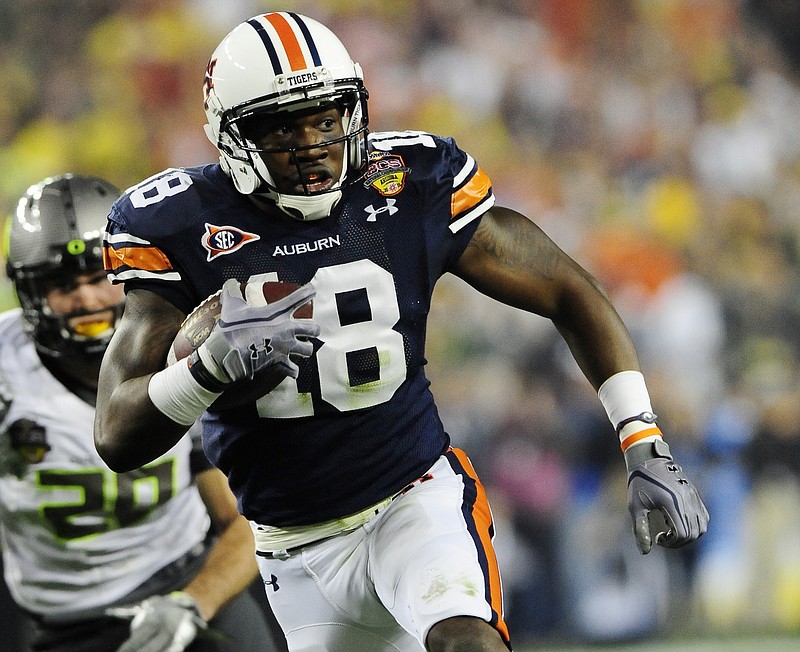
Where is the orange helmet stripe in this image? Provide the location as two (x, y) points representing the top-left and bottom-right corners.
(265, 13), (308, 72)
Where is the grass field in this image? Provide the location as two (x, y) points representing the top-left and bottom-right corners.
(515, 635), (800, 651)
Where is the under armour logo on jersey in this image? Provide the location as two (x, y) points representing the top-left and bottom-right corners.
(264, 574), (280, 591)
(364, 199), (398, 222)
(202, 223), (261, 261)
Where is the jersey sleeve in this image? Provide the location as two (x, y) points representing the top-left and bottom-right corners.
(368, 131), (495, 275)
(370, 131), (495, 233)
(102, 173), (198, 314)
(442, 141), (494, 271)
(423, 134), (496, 272)
(446, 143), (495, 235)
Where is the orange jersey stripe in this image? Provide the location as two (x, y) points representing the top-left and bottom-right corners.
(103, 244), (173, 274)
(265, 13), (308, 71)
(451, 166), (492, 220)
(450, 448), (510, 643)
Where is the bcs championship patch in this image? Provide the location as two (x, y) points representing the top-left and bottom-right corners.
(363, 153), (409, 197)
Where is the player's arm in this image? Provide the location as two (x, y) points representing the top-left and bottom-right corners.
(112, 467), (259, 652)
(181, 466), (259, 620)
(452, 205), (709, 553)
(95, 281), (320, 472)
(94, 288), (190, 472)
(452, 205), (640, 387)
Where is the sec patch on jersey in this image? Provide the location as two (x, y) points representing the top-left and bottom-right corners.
(166, 280), (313, 366)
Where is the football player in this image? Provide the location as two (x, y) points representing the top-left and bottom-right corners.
(0, 174), (281, 652)
(94, 12), (709, 652)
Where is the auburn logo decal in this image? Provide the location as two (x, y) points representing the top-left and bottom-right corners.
(202, 223), (261, 261)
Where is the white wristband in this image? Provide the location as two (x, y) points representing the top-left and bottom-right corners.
(148, 359), (223, 426)
(598, 371), (652, 425)
(597, 370), (662, 451)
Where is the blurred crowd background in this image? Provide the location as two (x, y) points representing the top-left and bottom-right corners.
(2, 0), (800, 647)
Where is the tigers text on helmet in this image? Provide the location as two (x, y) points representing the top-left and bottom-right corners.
(202, 12), (369, 221)
(5, 174), (123, 358)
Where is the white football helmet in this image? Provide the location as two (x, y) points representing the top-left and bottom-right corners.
(203, 12), (369, 221)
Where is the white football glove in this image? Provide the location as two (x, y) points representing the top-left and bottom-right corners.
(109, 592), (207, 652)
(192, 278), (319, 389)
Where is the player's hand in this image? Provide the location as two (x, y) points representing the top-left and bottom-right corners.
(624, 438), (709, 554)
(109, 592), (207, 652)
(198, 278), (319, 385)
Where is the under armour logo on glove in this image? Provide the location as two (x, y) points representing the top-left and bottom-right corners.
(248, 339), (274, 360)
(665, 462), (689, 483)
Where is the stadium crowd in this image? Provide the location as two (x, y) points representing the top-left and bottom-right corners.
(2, 0), (800, 647)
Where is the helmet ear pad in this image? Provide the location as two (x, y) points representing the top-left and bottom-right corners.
(205, 120), (262, 195)
(228, 155), (261, 195)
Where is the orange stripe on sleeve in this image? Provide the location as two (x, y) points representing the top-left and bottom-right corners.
(103, 244), (173, 274)
(451, 167), (492, 220)
(102, 244), (121, 272)
(450, 448), (510, 643)
(265, 13), (308, 71)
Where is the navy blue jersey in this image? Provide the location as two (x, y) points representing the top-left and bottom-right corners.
(104, 131), (495, 525)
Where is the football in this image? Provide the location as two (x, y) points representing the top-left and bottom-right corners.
(166, 280), (313, 366)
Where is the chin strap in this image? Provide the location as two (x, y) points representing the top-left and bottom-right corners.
(247, 188), (342, 221)
(274, 190), (342, 221)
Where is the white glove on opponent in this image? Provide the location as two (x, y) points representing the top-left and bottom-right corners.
(109, 591), (207, 652)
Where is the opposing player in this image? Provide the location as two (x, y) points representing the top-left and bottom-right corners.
(1, 174), (280, 652)
(94, 13), (709, 651)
